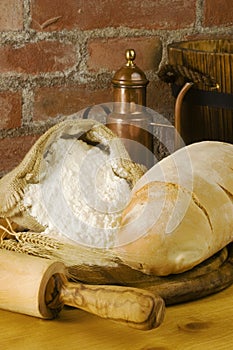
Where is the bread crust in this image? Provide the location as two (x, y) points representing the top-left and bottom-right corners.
(115, 141), (233, 276)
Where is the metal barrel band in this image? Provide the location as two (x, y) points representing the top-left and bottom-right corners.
(172, 84), (233, 110)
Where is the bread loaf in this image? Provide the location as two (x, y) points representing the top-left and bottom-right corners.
(114, 141), (233, 276)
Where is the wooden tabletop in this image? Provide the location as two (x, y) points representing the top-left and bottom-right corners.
(1, 283), (233, 350)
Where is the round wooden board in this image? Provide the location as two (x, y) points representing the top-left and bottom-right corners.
(68, 244), (233, 305)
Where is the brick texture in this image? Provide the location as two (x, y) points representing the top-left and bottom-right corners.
(31, 0), (196, 31)
(87, 37), (162, 72)
(0, 0), (23, 31)
(0, 92), (22, 129)
(0, 135), (40, 173)
(0, 41), (76, 74)
(33, 86), (113, 121)
(204, 0), (233, 27)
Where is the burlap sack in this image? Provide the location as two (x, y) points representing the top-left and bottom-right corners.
(0, 119), (144, 243)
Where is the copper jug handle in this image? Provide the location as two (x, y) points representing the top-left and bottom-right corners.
(174, 82), (194, 149)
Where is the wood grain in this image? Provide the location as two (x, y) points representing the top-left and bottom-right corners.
(167, 39), (233, 144)
(67, 244), (233, 305)
(45, 273), (165, 330)
(1, 282), (233, 350)
(0, 250), (165, 330)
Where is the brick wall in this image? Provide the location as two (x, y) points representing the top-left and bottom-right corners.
(0, 0), (233, 175)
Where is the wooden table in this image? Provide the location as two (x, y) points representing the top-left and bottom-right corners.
(1, 283), (233, 350)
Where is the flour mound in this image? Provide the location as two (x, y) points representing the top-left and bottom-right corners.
(24, 131), (132, 248)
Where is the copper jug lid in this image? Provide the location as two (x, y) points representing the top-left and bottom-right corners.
(112, 49), (148, 87)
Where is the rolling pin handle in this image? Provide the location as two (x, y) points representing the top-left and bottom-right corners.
(45, 274), (165, 330)
(61, 282), (165, 331)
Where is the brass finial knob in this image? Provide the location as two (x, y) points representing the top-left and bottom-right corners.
(125, 49), (136, 67)
(111, 48), (148, 87)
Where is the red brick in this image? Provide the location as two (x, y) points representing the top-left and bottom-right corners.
(204, 0), (233, 27)
(0, 0), (23, 31)
(33, 85), (113, 121)
(0, 41), (76, 74)
(31, 0), (196, 31)
(87, 37), (162, 72)
(0, 92), (22, 129)
(0, 135), (40, 173)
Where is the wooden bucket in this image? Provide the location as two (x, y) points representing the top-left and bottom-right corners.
(167, 39), (233, 145)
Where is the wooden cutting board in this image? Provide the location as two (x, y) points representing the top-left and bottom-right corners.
(68, 243), (233, 305)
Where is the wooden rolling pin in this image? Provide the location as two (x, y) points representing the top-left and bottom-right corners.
(0, 249), (165, 330)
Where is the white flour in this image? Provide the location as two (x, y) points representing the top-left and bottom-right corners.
(23, 135), (131, 248)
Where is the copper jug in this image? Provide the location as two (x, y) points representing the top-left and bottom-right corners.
(106, 49), (154, 169)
